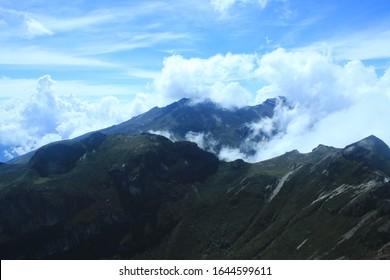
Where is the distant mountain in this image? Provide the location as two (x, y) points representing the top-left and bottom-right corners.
(103, 97), (277, 134)
(1, 133), (389, 259)
(86, 97), (284, 154)
(6, 97), (284, 164)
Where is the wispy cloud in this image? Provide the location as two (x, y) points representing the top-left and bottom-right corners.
(210, 0), (271, 15)
(295, 28), (390, 62)
(0, 46), (115, 67)
(0, 2), (166, 36)
(75, 32), (191, 56)
(0, 77), (37, 99)
(127, 68), (160, 79)
(24, 18), (53, 38)
(331, 29), (390, 61)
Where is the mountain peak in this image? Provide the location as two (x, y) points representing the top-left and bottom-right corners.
(263, 96), (287, 107)
(169, 97), (192, 107)
(342, 135), (390, 164)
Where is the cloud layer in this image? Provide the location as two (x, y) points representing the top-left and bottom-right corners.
(1, 48), (390, 163)
(151, 48), (390, 162)
(247, 49), (390, 161)
(153, 53), (258, 108)
(0, 76), (149, 160)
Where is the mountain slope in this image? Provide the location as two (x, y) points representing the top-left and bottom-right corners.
(1, 133), (389, 259)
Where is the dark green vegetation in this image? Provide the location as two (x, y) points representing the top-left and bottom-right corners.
(1, 132), (389, 259)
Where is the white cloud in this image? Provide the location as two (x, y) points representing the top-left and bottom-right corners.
(2, 48), (390, 164)
(0, 77), (140, 100)
(0, 75), (153, 160)
(296, 29), (390, 62)
(211, 0), (271, 15)
(149, 49), (387, 162)
(148, 130), (177, 142)
(76, 32), (190, 56)
(211, 0), (236, 14)
(128, 68), (160, 79)
(223, 48), (390, 162)
(25, 18), (53, 38)
(0, 46), (115, 67)
(210, 82), (253, 108)
(153, 53), (259, 108)
(0, 77), (37, 99)
(218, 146), (247, 161)
(0, 3), (162, 37)
(185, 131), (218, 153)
(331, 29), (390, 61)
(256, 48), (351, 114)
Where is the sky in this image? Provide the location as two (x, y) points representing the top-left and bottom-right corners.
(1, 0), (390, 162)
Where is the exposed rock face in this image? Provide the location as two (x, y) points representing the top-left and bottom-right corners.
(0, 134), (390, 259)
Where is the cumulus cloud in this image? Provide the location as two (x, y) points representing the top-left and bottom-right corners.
(153, 53), (259, 108)
(153, 49), (390, 162)
(0, 75), (148, 161)
(220, 49), (390, 162)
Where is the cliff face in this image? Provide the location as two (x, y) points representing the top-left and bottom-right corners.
(0, 134), (389, 259)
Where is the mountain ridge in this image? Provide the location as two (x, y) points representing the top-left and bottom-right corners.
(1, 132), (389, 259)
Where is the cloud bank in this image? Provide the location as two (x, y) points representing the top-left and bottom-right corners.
(1, 48), (390, 163)
(152, 48), (390, 162)
(0, 76), (149, 160)
(245, 49), (390, 161)
(153, 53), (258, 108)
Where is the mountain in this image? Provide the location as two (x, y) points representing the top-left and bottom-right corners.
(102, 97), (278, 137)
(6, 97), (283, 165)
(85, 97), (284, 155)
(1, 133), (389, 259)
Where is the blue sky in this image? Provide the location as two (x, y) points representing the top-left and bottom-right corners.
(1, 0), (390, 161)
(1, 0), (389, 90)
